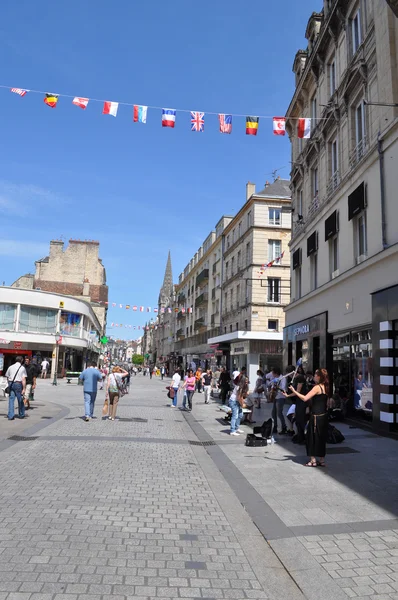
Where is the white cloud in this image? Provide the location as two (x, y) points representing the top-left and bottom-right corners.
(0, 240), (49, 258)
(0, 180), (66, 216)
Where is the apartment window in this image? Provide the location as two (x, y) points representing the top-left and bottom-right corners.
(268, 240), (281, 262)
(238, 222), (242, 238)
(230, 324), (233, 333)
(331, 139), (339, 175)
(247, 211), (252, 229)
(232, 229), (236, 244)
(269, 208), (281, 226)
(329, 235), (339, 278)
(298, 189), (303, 217)
(329, 58), (336, 95)
(186, 327), (189, 336)
(231, 256), (235, 276)
(355, 101), (365, 146)
(236, 322), (239, 331)
(267, 278), (280, 303)
(225, 261), (229, 280)
(227, 235), (230, 249)
(355, 212), (367, 261)
(312, 167), (319, 198)
(236, 284), (240, 308)
(224, 327), (227, 334)
(246, 242), (251, 265)
(295, 267), (302, 300)
(352, 8), (362, 54)
(244, 319), (248, 330)
(0, 303), (16, 330)
(311, 94), (317, 121)
(237, 250), (241, 270)
(310, 252), (318, 291)
(268, 319), (278, 331)
(230, 289), (234, 309)
(245, 280), (249, 303)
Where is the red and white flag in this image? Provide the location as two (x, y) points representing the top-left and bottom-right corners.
(11, 88), (29, 97)
(139, 306), (144, 312)
(72, 97), (89, 109)
(103, 101), (119, 117)
(132, 306), (137, 311)
(297, 118), (311, 139)
(273, 117), (286, 136)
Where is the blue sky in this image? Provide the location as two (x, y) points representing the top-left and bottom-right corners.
(0, 0), (318, 339)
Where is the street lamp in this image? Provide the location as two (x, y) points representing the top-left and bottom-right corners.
(52, 334), (62, 386)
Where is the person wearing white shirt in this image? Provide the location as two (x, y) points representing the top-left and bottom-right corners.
(41, 359), (50, 379)
(170, 370), (181, 408)
(5, 356), (27, 420)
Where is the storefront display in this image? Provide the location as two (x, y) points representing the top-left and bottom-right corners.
(284, 312), (332, 375)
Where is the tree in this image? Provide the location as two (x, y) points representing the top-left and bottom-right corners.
(132, 354), (144, 365)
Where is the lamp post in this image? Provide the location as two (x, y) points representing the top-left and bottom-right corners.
(52, 334), (62, 386)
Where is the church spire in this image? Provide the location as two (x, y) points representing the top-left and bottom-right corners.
(159, 251), (173, 308)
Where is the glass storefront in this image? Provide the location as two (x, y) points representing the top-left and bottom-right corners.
(332, 327), (373, 420)
(19, 306), (57, 334)
(0, 303), (16, 330)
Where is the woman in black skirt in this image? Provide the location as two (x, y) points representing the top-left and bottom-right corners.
(286, 368), (329, 467)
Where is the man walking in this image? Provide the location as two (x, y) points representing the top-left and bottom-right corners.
(24, 357), (38, 410)
(41, 358), (50, 379)
(161, 366), (165, 380)
(79, 362), (103, 421)
(202, 368), (212, 404)
(5, 356), (27, 420)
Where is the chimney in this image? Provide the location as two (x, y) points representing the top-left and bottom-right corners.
(246, 182), (256, 201)
(49, 240), (64, 258)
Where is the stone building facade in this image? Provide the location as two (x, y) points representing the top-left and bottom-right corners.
(12, 240), (108, 334)
(285, 0), (398, 432)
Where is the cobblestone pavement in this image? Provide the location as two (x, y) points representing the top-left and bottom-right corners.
(0, 378), (302, 600)
(1, 377), (398, 600)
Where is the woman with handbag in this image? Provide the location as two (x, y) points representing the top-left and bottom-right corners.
(106, 366), (129, 421)
(229, 376), (249, 436)
(182, 369), (196, 411)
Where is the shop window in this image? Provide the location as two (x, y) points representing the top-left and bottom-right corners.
(295, 267), (302, 300)
(310, 252), (318, 291)
(0, 303), (16, 330)
(268, 239), (281, 262)
(355, 211), (367, 263)
(59, 311), (81, 337)
(269, 208), (281, 226)
(268, 319), (278, 331)
(329, 235), (339, 279)
(267, 278), (280, 303)
(20, 307), (57, 334)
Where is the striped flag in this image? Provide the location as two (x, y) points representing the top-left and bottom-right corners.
(133, 105), (148, 123)
(72, 97), (89, 109)
(219, 114), (232, 134)
(246, 116), (259, 136)
(162, 108), (176, 128)
(44, 93), (59, 108)
(11, 88), (29, 97)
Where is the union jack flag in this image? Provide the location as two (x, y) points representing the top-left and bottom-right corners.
(191, 111), (204, 132)
(219, 114), (232, 134)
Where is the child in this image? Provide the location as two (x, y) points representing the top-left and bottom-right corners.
(286, 403), (296, 436)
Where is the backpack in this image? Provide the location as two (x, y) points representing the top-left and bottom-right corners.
(327, 424), (345, 444)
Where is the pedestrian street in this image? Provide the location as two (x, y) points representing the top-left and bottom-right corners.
(0, 376), (398, 600)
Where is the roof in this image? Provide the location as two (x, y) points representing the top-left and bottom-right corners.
(35, 256), (49, 264)
(255, 178), (291, 199)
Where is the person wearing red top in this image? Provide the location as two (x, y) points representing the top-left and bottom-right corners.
(182, 369), (196, 411)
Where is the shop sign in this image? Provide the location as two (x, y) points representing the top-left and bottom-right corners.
(215, 350), (223, 356)
(204, 353), (215, 359)
(293, 324), (310, 337)
(0, 338), (10, 345)
(13, 342), (23, 350)
(0, 353), (4, 371)
(231, 341), (249, 355)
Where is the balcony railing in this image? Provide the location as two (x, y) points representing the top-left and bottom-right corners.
(177, 293), (186, 305)
(327, 171), (340, 197)
(196, 268), (209, 288)
(349, 137), (367, 169)
(176, 328), (184, 338)
(194, 317), (206, 330)
(308, 194), (321, 218)
(196, 292), (208, 306)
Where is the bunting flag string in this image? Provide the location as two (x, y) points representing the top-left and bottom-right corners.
(0, 83), (327, 138)
(101, 302), (194, 314)
(257, 251), (285, 277)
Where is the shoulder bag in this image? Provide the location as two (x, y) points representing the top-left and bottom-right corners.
(5, 365), (22, 395)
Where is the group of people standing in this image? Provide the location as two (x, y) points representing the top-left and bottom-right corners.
(169, 367), (214, 411)
(79, 363), (129, 421)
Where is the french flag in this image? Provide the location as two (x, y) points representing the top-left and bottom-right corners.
(162, 108), (176, 128)
(133, 105), (148, 123)
(103, 101), (119, 117)
(297, 118), (311, 139)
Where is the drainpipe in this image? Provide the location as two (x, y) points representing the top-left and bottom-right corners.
(378, 132), (388, 250)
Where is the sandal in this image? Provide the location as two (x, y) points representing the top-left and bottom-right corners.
(304, 461), (317, 467)
(317, 461), (326, 467)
